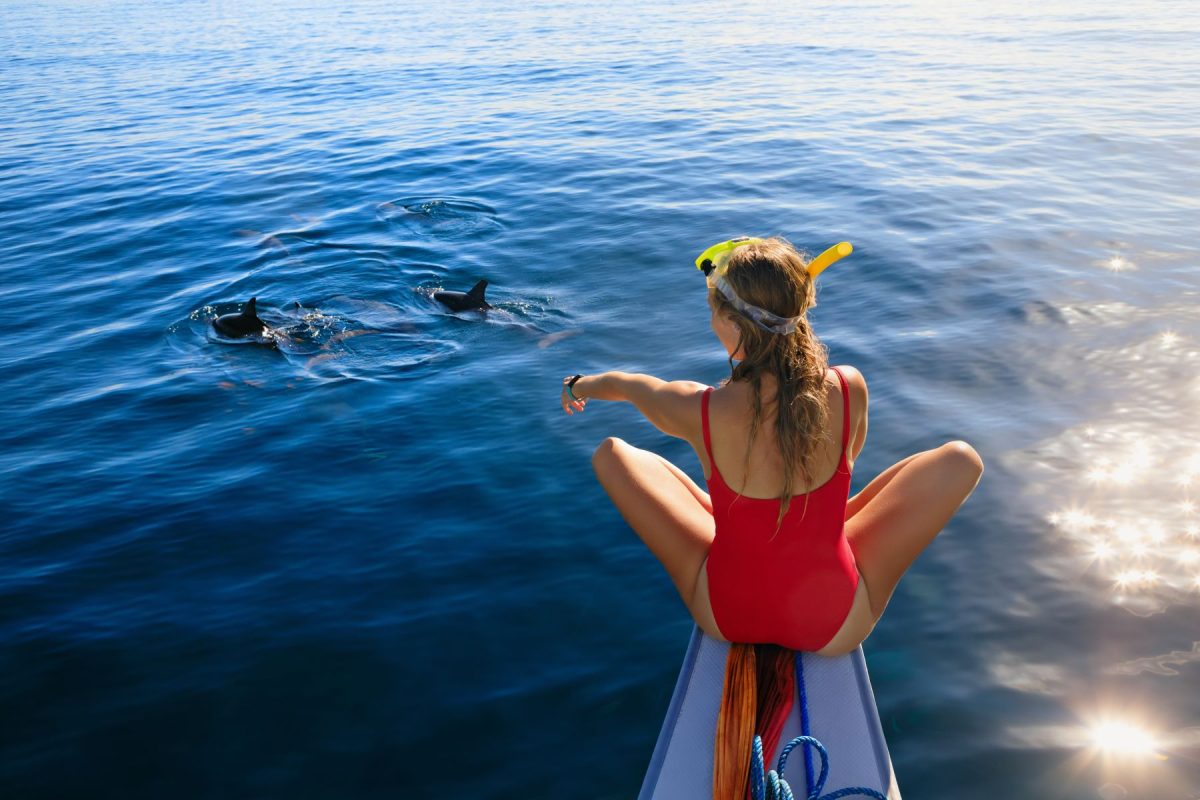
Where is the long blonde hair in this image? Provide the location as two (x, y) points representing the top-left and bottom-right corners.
(709, 237), (832, 531)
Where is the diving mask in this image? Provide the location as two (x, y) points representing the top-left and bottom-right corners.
(694, 237), (853, 335)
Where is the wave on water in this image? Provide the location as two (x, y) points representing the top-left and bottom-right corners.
(169, 297), (462, 382)
(376, 196), (503, 239)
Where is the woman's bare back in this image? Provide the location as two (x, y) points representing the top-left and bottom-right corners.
(692, 366), (862, 499)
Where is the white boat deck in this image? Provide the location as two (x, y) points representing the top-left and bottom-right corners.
(639, 627), (901, 799)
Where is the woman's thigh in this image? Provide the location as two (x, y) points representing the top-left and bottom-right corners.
(846, 441), (984, 618)
(592, 437), (720, 631)
(651, 451), (714, 515)
(815, 572), (875, 657)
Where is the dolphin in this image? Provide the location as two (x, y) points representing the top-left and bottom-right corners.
(434, 279), (492, 312)
(213, 297), (269, 338)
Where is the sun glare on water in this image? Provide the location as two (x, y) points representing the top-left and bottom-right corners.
(1031, 312), (1200, 621)
(1088, 720), (1164, 760)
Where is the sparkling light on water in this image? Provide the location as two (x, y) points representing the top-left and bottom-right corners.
(1088, 720), (1162, 757)
(1046, 411), (1200, 604)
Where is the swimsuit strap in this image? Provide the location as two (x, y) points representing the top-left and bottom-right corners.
(703, 375), (848, 474)
(701, 387), (715, 464)
(829, 366), (851, 454)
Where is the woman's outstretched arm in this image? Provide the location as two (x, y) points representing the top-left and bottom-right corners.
(563, 371), (708, 440)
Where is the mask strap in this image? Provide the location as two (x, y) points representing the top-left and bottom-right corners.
(713, 277), (802, 335)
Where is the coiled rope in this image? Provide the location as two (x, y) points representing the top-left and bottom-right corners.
(714, 644), (890, 800)
(749, 735), (888, 800)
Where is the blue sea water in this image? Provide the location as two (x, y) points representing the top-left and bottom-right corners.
(2, 0), (1199, 797)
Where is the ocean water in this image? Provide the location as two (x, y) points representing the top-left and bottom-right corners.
(2, 1), (1198, 797)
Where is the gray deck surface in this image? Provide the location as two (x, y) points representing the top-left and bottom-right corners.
(639, 628), (900, 799)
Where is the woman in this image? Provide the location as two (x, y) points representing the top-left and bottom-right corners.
(560, 237), (983, 656)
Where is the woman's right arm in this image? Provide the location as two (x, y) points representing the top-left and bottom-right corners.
(840, 366), (872, 521)
(563, 371), (707, 441)
(839, 365), (869, 464)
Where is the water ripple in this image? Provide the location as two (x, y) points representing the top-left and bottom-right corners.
(1, 0), (1198, 797)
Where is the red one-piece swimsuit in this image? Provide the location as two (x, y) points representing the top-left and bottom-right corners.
(702, 366), (859, 652)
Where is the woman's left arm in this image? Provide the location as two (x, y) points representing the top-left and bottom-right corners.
(561, 371), (708, 439)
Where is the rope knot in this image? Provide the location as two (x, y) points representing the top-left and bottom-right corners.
(750, 734), (888, 800)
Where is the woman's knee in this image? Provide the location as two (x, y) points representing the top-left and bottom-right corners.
(937, 440), (984, 486)
(592, 436), (629, 478)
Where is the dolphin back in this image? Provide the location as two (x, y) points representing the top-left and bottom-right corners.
(466, 279), (491, 309)
(434, 279), (492, 311)
(214, 296), (268, 337)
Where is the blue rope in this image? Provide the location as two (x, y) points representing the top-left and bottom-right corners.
(795, 653), (815, 792)
(749, 734), (887, 800)
(744, 650), (886, 800)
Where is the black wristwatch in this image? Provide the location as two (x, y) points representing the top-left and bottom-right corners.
(566, 374), (585, 401)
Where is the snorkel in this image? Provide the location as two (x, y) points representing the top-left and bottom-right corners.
(695, 237), (854, 334)
(804, 241), (853, 278)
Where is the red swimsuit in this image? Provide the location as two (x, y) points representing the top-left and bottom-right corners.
(701, 366), (859, 652)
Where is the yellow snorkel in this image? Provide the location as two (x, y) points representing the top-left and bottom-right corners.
(695, 237), (854, 335)
(694, 237), (853, 279)
(804, 241), (853, 278)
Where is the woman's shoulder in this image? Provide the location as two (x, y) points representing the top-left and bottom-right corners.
(830, 364), (865, 389)
(829, 364), (868, 408)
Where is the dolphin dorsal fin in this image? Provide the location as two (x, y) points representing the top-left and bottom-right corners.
(467, 280), (488, 300)
(244, 297), (258, 317)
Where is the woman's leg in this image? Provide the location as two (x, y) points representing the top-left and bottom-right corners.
(591, 437), (721, 636)
(846, 441), (984, 619)
(648, 450), (713, 515)
(845, 451), (922, 521)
